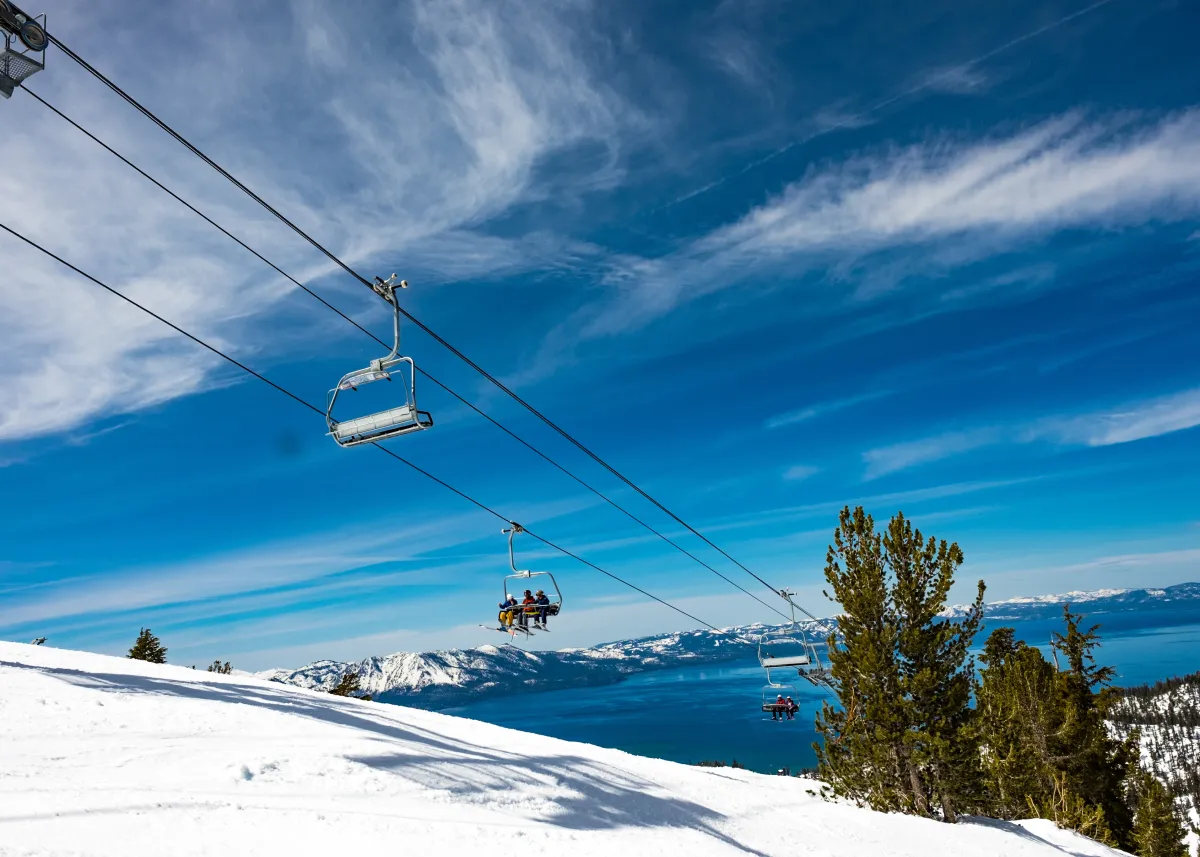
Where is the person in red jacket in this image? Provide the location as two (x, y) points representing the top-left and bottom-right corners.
(519, 589), (537, 630)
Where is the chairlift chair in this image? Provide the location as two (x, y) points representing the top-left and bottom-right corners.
(489, 524), (562, 638)
(0, 2), (47, 99)
(756, 589), (836, 692)
(326, 275), (433, 447)
(761, 681), (799, 720)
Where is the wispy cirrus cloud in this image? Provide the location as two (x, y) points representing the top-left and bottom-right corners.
(918, 64), (992, 95)
(764, 390), (894, 430)
(783, 464), (820, 482)
(573, 108), (1200, 340)
(863, 386), (1200, 478)
(863, 428), (1004, 479)
(1029, 387), (1200, 447)
(0, 0), (638, 443)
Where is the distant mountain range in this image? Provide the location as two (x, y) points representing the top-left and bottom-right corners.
(940, 581), (1200, 620)
(262, 583), (1200, 709)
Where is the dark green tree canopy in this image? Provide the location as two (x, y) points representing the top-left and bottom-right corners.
(328, 671), (371, 701)
(815, 506), (984, 822)
(127, 628), (167, 664)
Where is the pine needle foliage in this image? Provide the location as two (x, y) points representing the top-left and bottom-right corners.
(972, 608), (1175, 854)
(127, 628), (167, 664)
(329, 671), (372, 701)
(814, 506), (985, 822)
(1130, 768), (1190, 857)
(207, 660), (233, 675)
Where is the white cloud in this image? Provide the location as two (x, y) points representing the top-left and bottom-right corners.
(707, 110), (1200, 255)
(862, 386), (1200, 477)
(783, 464), (819, 481)
(863, 428), (1003, 480)
(1030, 386), (1200, 447)
(0, 0), (637, 442)
(0, 489), (602, 631)
(575, 109), (1200, 338)
(918, 65), (990, 95)
(764, 390), (894, 430)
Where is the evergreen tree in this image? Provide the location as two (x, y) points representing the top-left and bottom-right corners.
(206, 660), (233, 675)
(974, 628), (1061, 818)
(127, 628), (167, 664)
(1130, 768), (1189, 857)
(328, 671), (371, 701)
(1052, 608), (1137, 847)
(814, 506), (985, 821)
(974, 609), (1143, 850)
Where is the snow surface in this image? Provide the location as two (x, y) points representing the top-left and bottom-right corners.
(0, 642), (1128, 857)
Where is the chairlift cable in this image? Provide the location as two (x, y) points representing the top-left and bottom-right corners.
(0, 218), (766, 646)
(22, 86), (791, 622)
(43, 31), (815, 620)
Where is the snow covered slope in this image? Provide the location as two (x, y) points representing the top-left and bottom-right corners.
(265, 583), (1199, 709)
(0, 642), (1126, 857)
(1108, 674), (1200, 856)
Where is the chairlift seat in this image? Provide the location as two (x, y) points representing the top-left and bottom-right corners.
(760, 654), (811, 668)
(329, 403), (433, 446)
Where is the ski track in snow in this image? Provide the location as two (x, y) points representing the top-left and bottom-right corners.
(0, 642), (1130, 857)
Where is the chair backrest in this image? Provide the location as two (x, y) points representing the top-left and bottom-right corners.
(332, 404), (417, 440)
(761, 654), (811, 668)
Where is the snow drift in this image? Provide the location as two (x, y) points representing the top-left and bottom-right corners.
(0, 642), (1128, 857)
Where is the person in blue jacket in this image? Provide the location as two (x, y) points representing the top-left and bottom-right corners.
(535, 589), (551, 629)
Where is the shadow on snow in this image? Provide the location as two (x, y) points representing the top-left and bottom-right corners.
(5, 660), (767, 856)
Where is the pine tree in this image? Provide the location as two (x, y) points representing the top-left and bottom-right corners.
(1130, 768), (1189, 857)
(814, 506), (985, 821)
(1053, 608), (1137, 847)
(206, 660), (232, 675)
(974, 609), (1144, 850)
(974, 628), (1061, 818)
(887, 512), (985, 822)
(328, 670), (370, 700)
(127, 628), (167, 664)
(814, 506), (904, 813)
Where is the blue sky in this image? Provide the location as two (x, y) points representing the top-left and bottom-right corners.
(1, 0), (1198, 670)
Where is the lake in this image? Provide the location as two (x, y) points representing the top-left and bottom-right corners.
(445, 615), (1200, 775)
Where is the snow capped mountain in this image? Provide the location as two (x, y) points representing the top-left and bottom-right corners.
(260, 622), (836, 708)
(1, 641), (1131, 857)
(939, 581), (1200, 620)
(264, 584), (1198, 709)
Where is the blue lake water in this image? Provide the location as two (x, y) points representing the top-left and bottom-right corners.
(445, 614), (1200, 775)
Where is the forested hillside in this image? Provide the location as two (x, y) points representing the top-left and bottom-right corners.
(1110, 672), (1200, 833)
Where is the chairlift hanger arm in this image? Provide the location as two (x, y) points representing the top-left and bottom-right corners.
(503, 523), (526, 574)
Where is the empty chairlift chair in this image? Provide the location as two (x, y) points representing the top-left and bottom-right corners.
(326, 275), (433, 447)
(756, 589), (836, 692)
